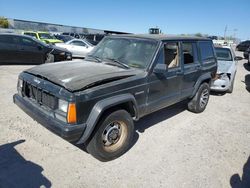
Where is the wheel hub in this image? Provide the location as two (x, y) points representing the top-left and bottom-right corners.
(102, 122), (121, 146)
(200, 89), (209, 108)
(108, 128), (119, 141)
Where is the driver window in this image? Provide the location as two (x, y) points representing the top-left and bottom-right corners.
(164, 42), (179, 68)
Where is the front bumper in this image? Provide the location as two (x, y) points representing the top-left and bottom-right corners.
(211, 78), (230, 92)
(13, 94), (86, 143)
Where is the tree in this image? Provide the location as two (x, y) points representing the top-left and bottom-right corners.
(195, 33), (203, 37)
(0, 17), (9, 28)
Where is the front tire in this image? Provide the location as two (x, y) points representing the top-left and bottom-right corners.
(188, 83), (210, 113)
(45, 54), (54, 63)
(227, 75), (236, 93)
(86, 110), (134, 162)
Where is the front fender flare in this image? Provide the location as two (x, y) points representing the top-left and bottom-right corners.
(76, 94), (138, 144)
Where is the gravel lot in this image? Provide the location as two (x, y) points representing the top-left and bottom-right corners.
(0, 51), (250, 188)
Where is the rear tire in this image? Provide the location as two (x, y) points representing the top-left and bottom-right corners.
(86, 110), (134, 162)
(188, 83), (210, 113)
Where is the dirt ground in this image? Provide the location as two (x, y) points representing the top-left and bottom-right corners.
(0, 51), (250, 188)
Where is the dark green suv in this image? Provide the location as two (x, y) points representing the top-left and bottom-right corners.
(13, 35), (217, 161)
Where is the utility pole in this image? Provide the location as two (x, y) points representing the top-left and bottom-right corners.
(224, 25), (227, 41)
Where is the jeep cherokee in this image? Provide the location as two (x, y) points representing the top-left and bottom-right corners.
(13, 35), (217, 161)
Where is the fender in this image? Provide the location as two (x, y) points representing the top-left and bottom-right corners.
(76, 93), (138, 144)
(190, 73), (211, 98)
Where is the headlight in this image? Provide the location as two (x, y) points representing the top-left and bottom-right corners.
(17, 78), (23, 88)
(60, 52), (66, 56)
(17, 78), (23, 95)
(58, 99), (68, 113)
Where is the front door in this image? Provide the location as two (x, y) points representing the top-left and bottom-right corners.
(147, 42), (183, 113)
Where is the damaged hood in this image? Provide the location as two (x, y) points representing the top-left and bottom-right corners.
(25, 60), (140, 91)
(217, 60), (234, 74)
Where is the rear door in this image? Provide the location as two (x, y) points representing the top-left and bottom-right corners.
(181, 41), (202, 99)
(0, 35), (19, 64)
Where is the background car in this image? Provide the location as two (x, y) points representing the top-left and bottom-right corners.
(243, 46), (250, 60)
(0, 33), (72, 64)
(55, 39), (94, 58)
(211, 46), (242, 93)
(81, 34), (106, 45)
(62, 32), (81, 39)
(23, 31), (63, 44)
(54, 34), (74, 42)
(236, 40), (250, 51)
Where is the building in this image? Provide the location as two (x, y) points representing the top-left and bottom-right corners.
(1, 18), (130, 35)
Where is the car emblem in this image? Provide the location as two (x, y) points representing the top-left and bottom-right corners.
(34, 78), (41, 84)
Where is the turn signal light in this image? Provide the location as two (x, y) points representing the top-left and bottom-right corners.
(67, 103), (77, 124)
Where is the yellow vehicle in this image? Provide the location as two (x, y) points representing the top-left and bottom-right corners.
(23, 31), (63, 44)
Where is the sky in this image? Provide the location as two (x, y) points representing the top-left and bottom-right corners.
(0, 0), (249, 40)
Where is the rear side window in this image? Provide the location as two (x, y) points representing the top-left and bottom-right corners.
(182, 42), (198, 65)
(0, 35), (19, 44)
(0, 35), (14, 43)
(199, 41), (214, 61)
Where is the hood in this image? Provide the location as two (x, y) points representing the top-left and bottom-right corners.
(217, 60), (233, 74)
(25, 60), (140, 91)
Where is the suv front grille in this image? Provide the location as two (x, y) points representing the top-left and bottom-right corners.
(23, 81), (58, 110)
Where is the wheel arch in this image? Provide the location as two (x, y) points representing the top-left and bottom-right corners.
(76, 94), (138, 144)
(190, 73), (212, 98)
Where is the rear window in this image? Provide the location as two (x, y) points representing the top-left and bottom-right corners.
(199, 41), (214, 61)
(215, 48), (233, 61)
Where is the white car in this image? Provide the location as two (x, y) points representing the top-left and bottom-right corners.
(55, 39), (94, 58)
(211, 46), (242, 93)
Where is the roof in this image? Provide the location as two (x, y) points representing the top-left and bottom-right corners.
(0, 33), (30, 38)
(24, 31), (49, 34)
(110, 34), (211, 41)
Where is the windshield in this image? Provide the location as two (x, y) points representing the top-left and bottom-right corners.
(38, 33), (56, 40)
(87, 37), (158, 69)
(215, 48), (233, 61)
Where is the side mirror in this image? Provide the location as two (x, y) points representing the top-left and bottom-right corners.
(153, 64), (168, 74)
(234, 56), (243, 61)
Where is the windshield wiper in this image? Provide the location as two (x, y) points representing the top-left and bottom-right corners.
(104, 58), (130, 69)
(86, 55), (102, 62)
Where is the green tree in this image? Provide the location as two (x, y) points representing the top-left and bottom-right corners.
(195, 33), (203, 37)
(0, 17), (9, 28)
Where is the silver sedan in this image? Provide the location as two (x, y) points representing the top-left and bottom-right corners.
(56, 39), (94, 58)
(211, 46), (242, 93)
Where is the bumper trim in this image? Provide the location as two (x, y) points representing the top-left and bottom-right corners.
(13, 94), (86, 143)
